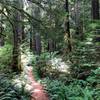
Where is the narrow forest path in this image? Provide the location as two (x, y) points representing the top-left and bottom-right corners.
(21, 54), (49, 100)
(26, 67), (49, 100)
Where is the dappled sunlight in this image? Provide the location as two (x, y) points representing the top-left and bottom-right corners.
(48, 57), (70, 74)
(0, 72), (31, 100)
(0, 0), (100, 99)
(12, 74), (33, 92)
(85, 41), (93, 45)
(14, 53), (49, 100)
(85, 37), (93, 45)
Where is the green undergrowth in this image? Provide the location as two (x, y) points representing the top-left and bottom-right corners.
(0, 44), (12, 71)
(31, 51), (100, 100)
(31, 52), (59, 79)
(0, 73), (31, 100)
(31, 34), (100, 100)
(40, 67), (100, 100)
(0, 45), (31, 100)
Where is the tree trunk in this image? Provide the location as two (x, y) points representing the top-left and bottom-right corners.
(30, 31), (33, 51)
(64, 0), (72, 52)
(47, 39), (56, 52)
(92, 0), (99, 20)
(30, 28), (36, 52)
(0, 14), (4, 47)
(22, 25), (25, 42)
(0, 35), (4, 47)
(12, 25), (19, 71)
(35, 33), (41, 55)
(92, 0), (100, 42)
(12, 0), (23, 72)
(75, 0), (80, 35)
(30, 3), (41, 54)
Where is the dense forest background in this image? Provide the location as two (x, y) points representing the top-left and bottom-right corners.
(0, 0), (100, 100)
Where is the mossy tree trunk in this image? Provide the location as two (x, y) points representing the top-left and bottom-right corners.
(12, 0), (23, 72)
(64, 0), (72, 53)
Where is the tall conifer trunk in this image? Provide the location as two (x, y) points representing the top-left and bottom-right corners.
(0, 13), (4, 47)
(12, 0), (23, 71)
(92, 0), (99, 20)
(64, 0), (72, 52)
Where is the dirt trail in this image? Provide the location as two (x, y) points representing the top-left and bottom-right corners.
(27, 67), (49, 100)
(20, 54), (49, 100)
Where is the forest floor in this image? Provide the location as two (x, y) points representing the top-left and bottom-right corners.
(27, 67), (49, 100)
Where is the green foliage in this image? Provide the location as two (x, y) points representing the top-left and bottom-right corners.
(39, 37), (100, 100)
(87, 68), (100, 86)
(39, 52), (58, 60)
(0, 74), (30, 100)
(41, 78), (100, 100)
(32, 52), (58, 78)
(0, 0), (100, 100)
(0, 44), (12, 70)
(88, 20), (100, 30)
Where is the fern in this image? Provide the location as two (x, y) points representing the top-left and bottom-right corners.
(0, 74), (31, 100)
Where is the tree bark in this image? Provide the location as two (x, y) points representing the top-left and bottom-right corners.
(47, 39), (56, 52)
(92, 0), (100, 20)
(30, 3), (41, 54)
(35, 33), (41, 55)
(64, 0), (72, 52)
(0, 14), (4, 47)
(0, 35), (4, 47)
(12, 0), (23, 72)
